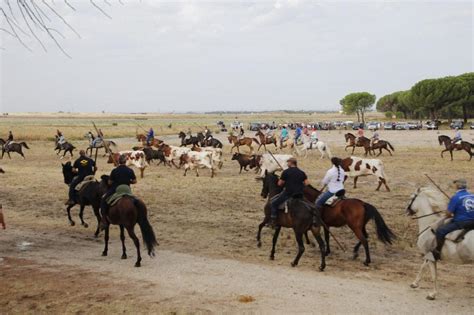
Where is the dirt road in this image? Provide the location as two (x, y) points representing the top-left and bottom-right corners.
(1, 224), (472, 314)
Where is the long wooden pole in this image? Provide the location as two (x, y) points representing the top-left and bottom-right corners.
(92, 122), (117, 166)
(424, 174), (450, 199)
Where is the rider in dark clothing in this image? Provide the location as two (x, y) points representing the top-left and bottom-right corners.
(100, 155), (137, 228)
(269, 158), (309, 227)
(66, 150), (96, 205)
(7, 131), (13, 142)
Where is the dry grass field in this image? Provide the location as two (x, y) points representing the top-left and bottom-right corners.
(0, 113), (473, 313)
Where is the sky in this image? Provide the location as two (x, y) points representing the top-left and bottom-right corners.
(0, 0), (473, 113)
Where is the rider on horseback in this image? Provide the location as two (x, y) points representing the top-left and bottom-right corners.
(314, 157), (346, 225)
(146, 127), (155, 146)
(66, 150), (97, 206)
(100, 154), (137, 229)
(269, 158), (309, 227)
(57, 129), (66, 146)
(280, 125), (289, 147)
(371, 130), (380, 147)
(310, 128), (318, 148)
(356, 126), (364, 145)
(4, 131), (14, 152)
(432, 179), (474, 260)
(453, 127), (462, 144)
(294, 124), (302, 145)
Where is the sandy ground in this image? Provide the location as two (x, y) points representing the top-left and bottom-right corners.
(1, 127), (473, 313)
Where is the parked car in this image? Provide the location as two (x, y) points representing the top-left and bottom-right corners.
(395, 122), (409, 130)
(216, 121), (227, 132)
(450, 120), (464, 129)
(383, 122), (394, 130)
(352, 123), (365, 130)
(248, 122), (261, 131)
(407, 122), (421, 130)
(470, 122), (474, 130)
(231, 121), (244, 129)
(424, 121), (438, 130)
(367, 122), (380, 131)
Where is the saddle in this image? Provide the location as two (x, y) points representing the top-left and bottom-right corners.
(434, 218), (474, 243)
(106, 184), (135, 207)
(324, 190), (346, 208)
(75, 175), (96, 191)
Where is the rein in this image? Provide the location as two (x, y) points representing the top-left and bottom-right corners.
(411, 211), (443, 220)
(417, 225), (434, 237)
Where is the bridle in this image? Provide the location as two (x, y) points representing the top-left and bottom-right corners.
(407, 190), (444, 220)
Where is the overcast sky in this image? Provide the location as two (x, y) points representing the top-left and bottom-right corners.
(0, 0), (472, 113)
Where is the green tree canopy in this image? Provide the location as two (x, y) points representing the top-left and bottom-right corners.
(340, 92), (376, 123)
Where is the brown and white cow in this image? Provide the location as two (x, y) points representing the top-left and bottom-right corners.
(179, 151), (215, 177)
(341, 156), (390, 191)
(107, 150), (148, 178)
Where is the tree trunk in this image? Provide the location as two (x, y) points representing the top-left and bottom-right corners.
(462, 103), (467, 123)
(361, 110), (365, 124)
(356, 111), (360, 122)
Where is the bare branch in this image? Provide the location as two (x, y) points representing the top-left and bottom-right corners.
(63, 0), (75, 11)
(42, 0), (81, 39)
(90, 0), (112, 19)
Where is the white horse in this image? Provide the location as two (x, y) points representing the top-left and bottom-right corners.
(293, 135), (332, 159)
(406, 187), (474, 300)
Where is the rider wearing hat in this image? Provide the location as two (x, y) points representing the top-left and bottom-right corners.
(66, 150), (96, 205)
(432, 179), (474, 260)
(269, 157), (309, 227)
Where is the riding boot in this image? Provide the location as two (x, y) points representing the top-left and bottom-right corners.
(432, 236), (445, 261)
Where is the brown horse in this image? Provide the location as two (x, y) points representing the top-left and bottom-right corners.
(255, 130), (278, 151)
(227, 135), (259, 153)
(438, 135), (473, 161)
(99, 176), (158, 267)
(258, 172), (396, 266)
(344, 133), (372, 156)
(370, 140), (395, 156)
(136, 134), (163, 148)
(0, 139), (30, 159)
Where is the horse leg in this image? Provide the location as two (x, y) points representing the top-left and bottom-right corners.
(304, 231), (314, 246)
(257, 219), (267, 248)
(126, 225), (142, 267)
(269, 226), (281, 260)
(352, 226), (371, 266)
(426, 261), (438, 300)
(410, 259), (429, 289)
(353, 176), (358, 189)
(377, 148), (382, 157)
(449, 150), (453, 161)
(93, 205), (101, 238)
(120, 225), (127, 259)
(67, 205), (75, 226)
(324, 226), (331, 256)
(79, 204), (89, 228)
(352, 227), (368, 260)
(102, 224), (109, 256)
(311, 227), (326, 271)
(291, 231), (305, 267)
(386, 147), (392, 156)
(381, 178), (390, 192)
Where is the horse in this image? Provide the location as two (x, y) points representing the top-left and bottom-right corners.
(54, 135), (76, 158)
(0, 139), (30, 159)
(370, 140), (395, 156)
(258, 172), (396, 266)
(62, 162), (103, 237)
(406, 187), (474, 300)
(198, 133), (223, 148)
(255, 130), (278, 151)
(227, 135), (259, 153)
(99, 175), (158, 267)
(279, 136), (294, 150)
(136, 134), (163, 148)
(85, 133), (117, 157)
(178, 131), (200, 147)
(344, 133), (372, 156)
(293, 135), (332, 159)
(438, 135), (472, 161)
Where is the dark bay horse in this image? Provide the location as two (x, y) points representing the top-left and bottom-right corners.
(371, 140), (395, 156)
(0, 139), (30, 159)
(85, 133), (117, 157)
(344, 133), (372, 156)
(198, 133), (223, 148)
(257, 172), (326, 270)
(179, 131), (200, 147)
(99, 175), (158, 267)
(438, 135), (473, 161)
(227, 135), (259, 153)
(54, 136), (76, 158)
(255, 130), (278, 151)
(62, 162), (103, 237)
(258, 172), (396, 266)
(136, 134), (163, 148)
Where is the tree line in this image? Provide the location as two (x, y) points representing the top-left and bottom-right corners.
(340, 72), (473, 123)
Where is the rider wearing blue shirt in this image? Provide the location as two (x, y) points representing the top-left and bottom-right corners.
(433, 179), (474, 260)
(146, 128), (154, 146)
(453, 128), (462, 144)
(295, 125), (302, 144)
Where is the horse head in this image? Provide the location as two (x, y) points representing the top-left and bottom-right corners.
(260, 170), (280, 198)
(178, 131), (186, 138)
(438, 135), (449, 146)
(61, 162), (74, 185)
(227, 135), (234, 144)
(231, 152), (240, 160)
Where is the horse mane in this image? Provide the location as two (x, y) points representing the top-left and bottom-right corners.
(419, 186), (448, 209)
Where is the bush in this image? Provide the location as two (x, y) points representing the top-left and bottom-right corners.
(384, 111), (393, 119)
(395, 112), (404, 119)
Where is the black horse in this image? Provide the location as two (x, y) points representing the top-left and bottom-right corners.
(0, 139), (30, 159)
(179, 131), (200, 147)
(258, 171), (326, 270)
(438, 135), (473, 161)
(54, 136), (76, 158)
(200, 135), (223, 148)
(62, 162), (103, 237)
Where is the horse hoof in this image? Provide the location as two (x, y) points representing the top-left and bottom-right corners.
(410, 283), (418, 289)
(135, 262), (141, 267)
(102, 252), (107, 257)
(363, 262), (370, 266)
(269, 256), (274, 261)
(352, 254), (359, 260)
(121, 254), (127, 260)
(319, 266), (325, 272)
(257, 242), (262, 248)
(70, 221), (75, 226)
(291, 262), (297, 267)
(83, 223), (89, 228)
(426, 294), (436, 301)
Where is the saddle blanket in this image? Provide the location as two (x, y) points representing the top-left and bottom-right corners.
(106, 184), (135, 206)
(75, 175), (96, 191)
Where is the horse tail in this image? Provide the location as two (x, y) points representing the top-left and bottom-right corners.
(109, 140), (117, 147)
(136, 200), (158, 256)
(387, 141), (394, 151)
(324, 143), (332, 158)
(364, 202), (396, 245)
(21, 142), (30, 149)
